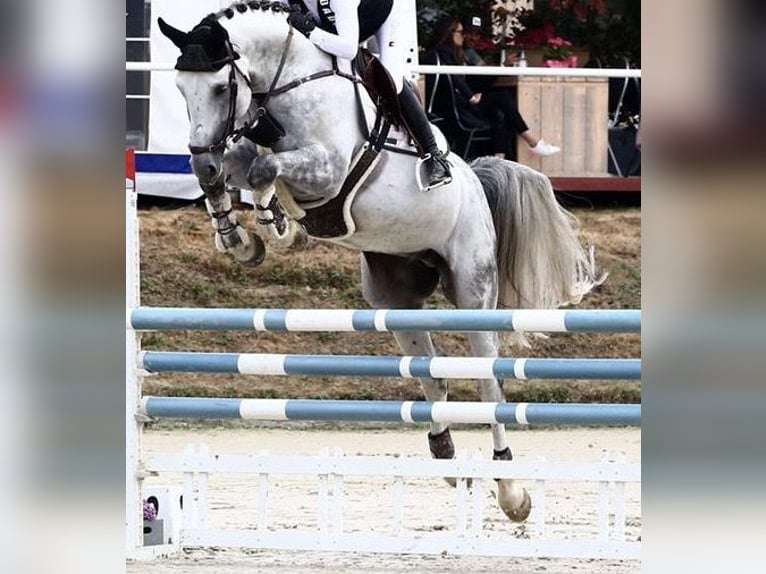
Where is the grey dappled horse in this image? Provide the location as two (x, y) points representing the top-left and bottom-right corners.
(159, 1), (602, 523)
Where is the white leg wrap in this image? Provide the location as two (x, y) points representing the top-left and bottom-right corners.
(205, 193), (232, 217)
(213, 223), (252, 255)
(256, 185), (275, 210)
(205, 193), (252, 256)
(255, 184), (307, 248)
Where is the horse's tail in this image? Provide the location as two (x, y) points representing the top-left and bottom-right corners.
(470, 157), (605, 310)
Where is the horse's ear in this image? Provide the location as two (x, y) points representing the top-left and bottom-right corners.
(158, 18), (188, 49)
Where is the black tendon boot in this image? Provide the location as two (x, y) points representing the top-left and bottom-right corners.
(398, 84), (452, 191)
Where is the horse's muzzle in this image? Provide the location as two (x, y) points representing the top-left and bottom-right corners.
(191, 151), (223, 185)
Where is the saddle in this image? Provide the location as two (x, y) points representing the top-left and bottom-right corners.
(355, 49), (403, 127)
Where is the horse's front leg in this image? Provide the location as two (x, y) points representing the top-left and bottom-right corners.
(247, 144), (341, 205)
(223, 140), (307, 249)
(192, 147), (266, 266)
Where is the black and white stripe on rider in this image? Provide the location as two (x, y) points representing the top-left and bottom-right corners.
(317, 0), (337, 31)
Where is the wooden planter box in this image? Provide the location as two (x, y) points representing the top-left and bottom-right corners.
(516, 75), (609, 177)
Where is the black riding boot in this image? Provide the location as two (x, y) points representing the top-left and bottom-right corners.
(398, 84), (452, 191)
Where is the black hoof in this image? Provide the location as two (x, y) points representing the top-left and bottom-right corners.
(493, 447), (513, 462)
(428, 428), (454, 460)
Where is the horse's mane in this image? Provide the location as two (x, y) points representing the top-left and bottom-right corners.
(201, 1), (334, 72)
(209, 1), (298, 24)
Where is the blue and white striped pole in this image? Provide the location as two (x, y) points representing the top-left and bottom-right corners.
(141, 397), (641, 426)
(129, 307), (640, 333)
(139, 352), (641, 380)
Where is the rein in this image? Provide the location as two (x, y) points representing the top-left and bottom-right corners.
(229, 22), (295, 145)
(189, 19), (360, 155)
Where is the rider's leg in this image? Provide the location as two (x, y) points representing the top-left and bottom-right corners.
(397, 84), (453, 190)
(375, 14), (452, 191)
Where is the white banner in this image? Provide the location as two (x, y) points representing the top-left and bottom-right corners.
(148, 0), (224, 153)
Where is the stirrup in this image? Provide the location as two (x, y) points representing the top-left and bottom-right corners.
(415, 153), (453, 192)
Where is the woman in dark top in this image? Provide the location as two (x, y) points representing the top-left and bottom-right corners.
(424, 16), (560, 159)
(423, 17), (487, 130)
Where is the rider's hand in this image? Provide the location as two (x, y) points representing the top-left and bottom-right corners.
(469, 93), (482, 105)
(287, 11), (316, 38)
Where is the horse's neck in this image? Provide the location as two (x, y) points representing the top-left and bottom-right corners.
(226, 14), (338, 93)
(225, 12), (365, 162)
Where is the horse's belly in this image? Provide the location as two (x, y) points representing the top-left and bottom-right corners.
(344, 194), (460, 253)
(337, 230), (432, 254)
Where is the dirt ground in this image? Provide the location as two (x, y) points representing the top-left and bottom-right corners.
(128, 425), (640, 573)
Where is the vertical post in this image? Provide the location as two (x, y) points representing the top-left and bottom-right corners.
(397, 0), (419, 82)
(470, 450), (484, 538)
(597, 453), (610, 542)
(332, 447), (345, 534)
(182, 445), (199, 531)
(125, 148), (143, 556)
(318, 447), (329, 534)
(614, 452), (627, 541)
(257, 449), (269, 531)
(455, 452), (468, 537)
(183, 470), (196, 531)
(198, 444), (210, 527)
(392, 475), (404, 536)
(534, 457), (546, 538)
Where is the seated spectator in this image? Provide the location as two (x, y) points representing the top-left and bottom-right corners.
(424, 16), (560, 159)
(421, 19), (488, 136)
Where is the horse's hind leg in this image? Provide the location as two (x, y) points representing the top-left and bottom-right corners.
(467, 331), (531, 522)
(449, 249), (532, 522)
(392, 331), (454, 460)
(359, 253), (455, 464)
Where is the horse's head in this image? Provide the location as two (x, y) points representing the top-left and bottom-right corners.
(159, 16), (252, 185)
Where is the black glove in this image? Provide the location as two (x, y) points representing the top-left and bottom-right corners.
(287, 11), (316, 38)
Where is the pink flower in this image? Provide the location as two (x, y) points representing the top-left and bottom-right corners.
(543, 36), (573, 61)
(547, 37), (572, 49)
(143, 500), (157, 521)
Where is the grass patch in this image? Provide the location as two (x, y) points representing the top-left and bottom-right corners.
(266, 264), (356, 290)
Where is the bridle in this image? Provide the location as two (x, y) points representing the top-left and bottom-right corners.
(187, 40), (251, 155)
(188, 14), (359, 157)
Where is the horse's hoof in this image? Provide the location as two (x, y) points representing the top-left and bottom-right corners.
(428, 430), (471, 487)
(288, 222), (309, 250)
(428, 429), (454, 460)
(233, 232), (266, 267)
(497, 481), (532, 523)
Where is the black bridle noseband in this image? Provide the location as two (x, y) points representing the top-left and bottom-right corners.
(188, 18), (359, 157)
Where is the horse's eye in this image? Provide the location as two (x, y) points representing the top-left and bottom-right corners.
(214, 84), (229, 96)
